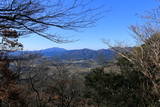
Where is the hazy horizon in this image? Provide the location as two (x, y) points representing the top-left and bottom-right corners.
(23, 47), (110, 51)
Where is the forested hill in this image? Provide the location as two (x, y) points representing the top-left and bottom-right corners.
(12, 47), (116, 61)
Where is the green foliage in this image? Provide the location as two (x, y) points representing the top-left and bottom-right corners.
(84, 67), (128, 106)
(117, 57), (159, 106)
(84, 57), (160, 107)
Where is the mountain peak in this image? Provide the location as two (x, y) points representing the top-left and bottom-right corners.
(11, 47), (116, 61)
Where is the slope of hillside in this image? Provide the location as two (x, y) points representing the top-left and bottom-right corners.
(11, 47), (116, 61)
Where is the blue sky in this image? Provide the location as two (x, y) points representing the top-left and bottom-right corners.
(19, 0), (158, 50)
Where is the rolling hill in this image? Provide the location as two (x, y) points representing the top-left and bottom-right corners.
(11, 47), (116, 61)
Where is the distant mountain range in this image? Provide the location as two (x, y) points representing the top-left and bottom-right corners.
(11, 47), (116, 61)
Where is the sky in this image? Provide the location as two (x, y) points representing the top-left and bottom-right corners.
(19, 0), (158, 50)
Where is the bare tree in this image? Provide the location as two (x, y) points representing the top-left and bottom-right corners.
(0, 1), (102, 105)
(0, 0), (101, 42)
(104, 26), (160, 103)
(45, 62), (85, 107)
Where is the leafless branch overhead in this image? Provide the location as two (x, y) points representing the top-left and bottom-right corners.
(0, 0), (102, 42)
